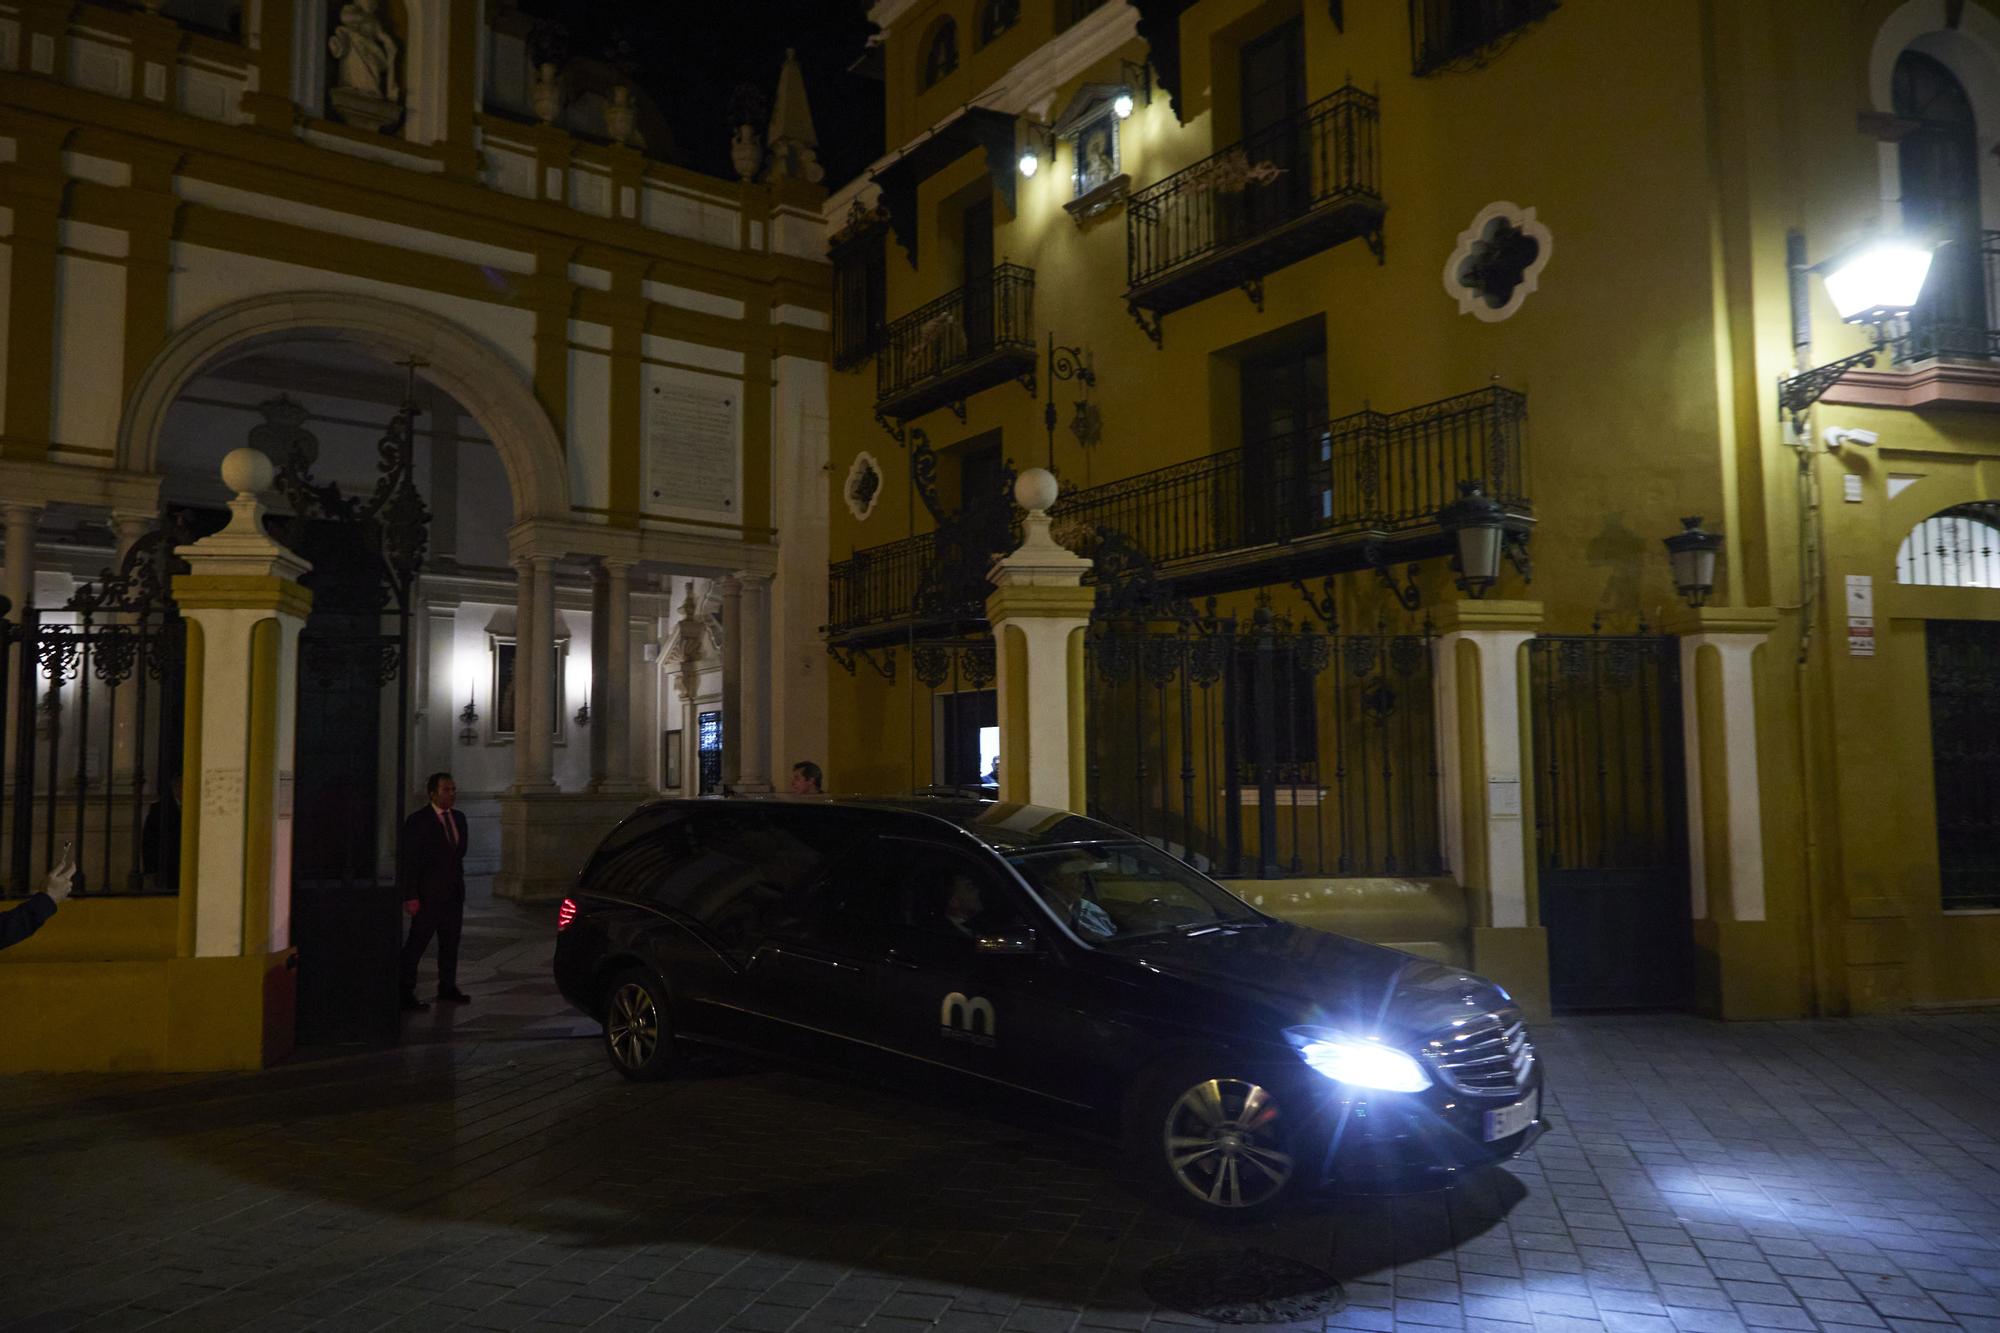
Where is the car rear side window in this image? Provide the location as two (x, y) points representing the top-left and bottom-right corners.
(642, 807), (861, 959)
(579, 806), (691, 900)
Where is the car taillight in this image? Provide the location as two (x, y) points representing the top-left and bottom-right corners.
(557, 897), (577, 932)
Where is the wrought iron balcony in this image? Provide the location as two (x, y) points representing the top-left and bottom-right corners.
(875, 263), (1037, 428)
(826, 386), (1529, 647)
(1891, 230), (2000, 364)
(1410, 0), (1561, 76)
(1124, 87), (1383, 345)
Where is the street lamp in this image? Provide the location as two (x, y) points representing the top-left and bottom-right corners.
(1779, 229), (1937, 433)
(1438, 479), (1507, 599)
(1663, 516), (1724, 609)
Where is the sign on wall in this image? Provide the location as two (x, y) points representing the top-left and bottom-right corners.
(644, 370), (740, 520)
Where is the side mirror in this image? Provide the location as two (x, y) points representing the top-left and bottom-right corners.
(974, 926), (1038, 956)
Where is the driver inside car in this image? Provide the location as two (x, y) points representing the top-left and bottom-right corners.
(1043, 857), (1119, 940)
(942, 876), (986, 938)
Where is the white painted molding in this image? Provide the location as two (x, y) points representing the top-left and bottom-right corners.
(1443, 201), (1553, 323)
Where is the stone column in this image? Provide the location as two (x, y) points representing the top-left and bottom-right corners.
(1663, 606), (1786, 1017)
(2, 504), (40, 786)
(168, 448), (311, 1066)
(525, 556), (557, 790)
(737, 571), (773, 792)
(1431, 599), (1547, 1018)
(984, 470), (1094, 811)
(588, 559), (640, 791)
(509, 558), (538, 791)
(718, 576), (743, 788)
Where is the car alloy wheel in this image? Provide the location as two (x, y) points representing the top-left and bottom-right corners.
(1162, 1076), (1296, 1211)
(603, 969), (673, 1081)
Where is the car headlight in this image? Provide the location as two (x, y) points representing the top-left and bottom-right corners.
(1283, 1026), (1432, 1092)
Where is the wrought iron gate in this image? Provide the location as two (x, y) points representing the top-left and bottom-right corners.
(1, 524), (190, 900)
(1085, 594), (1442, 879)
(1926, 619), (2000, 909)
(258, 383), (430, 1044)
(1528, 632), (1688, 1010)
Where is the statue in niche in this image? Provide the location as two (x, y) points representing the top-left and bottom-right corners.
(327, 0), (404, 132)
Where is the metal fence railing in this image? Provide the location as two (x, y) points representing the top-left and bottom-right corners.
(1126, 86), (1380, 293)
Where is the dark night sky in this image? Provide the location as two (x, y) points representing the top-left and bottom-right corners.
(521, 0), (886, 192)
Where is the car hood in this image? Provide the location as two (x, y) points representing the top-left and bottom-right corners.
(1101, 922), (1511, 1042)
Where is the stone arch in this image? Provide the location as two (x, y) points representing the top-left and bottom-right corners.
(1868, 0), (2000, 231)
(118, 291), (570, 523)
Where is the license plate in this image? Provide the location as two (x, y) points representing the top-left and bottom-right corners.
(1483, 1089), (1538, 1141)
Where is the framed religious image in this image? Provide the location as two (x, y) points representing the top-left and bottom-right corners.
(1074, 111), (1119, 197)
(663, 730), (683, 790)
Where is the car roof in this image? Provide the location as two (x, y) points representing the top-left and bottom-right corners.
(636, 795), (1128, 851)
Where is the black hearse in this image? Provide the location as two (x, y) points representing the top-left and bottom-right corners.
(554, 798), (1545, 1219)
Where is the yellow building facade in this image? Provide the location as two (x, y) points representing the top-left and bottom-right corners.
(821, 0), (2000, 1018)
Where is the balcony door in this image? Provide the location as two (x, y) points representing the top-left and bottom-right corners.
(1237, 17), (1307, 239)
(962, 193), (996, 355)
(1895, 51), (1987, 356)
(1240, 342), (1327, 546)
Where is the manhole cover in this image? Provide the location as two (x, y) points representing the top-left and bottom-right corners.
(1140, 1248), (1347, 1325)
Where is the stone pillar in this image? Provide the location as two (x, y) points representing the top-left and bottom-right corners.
(525, 556), (557, 789)
(168, 448), (310, 1066)
(3, 504), (40, 786)
(1431, 599), (1548, 1020)
(738, 571), (773, 792)
(509, 558), (538, 791)
(719, 576), (743, 788)
(589, 560), (639, 792)
(1663, 605), (1789, 1017)
(984, 470), (1094, 811)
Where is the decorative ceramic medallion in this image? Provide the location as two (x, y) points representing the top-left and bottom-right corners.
(845, 451), (884, 521)
(1444, 202), (1553, 322)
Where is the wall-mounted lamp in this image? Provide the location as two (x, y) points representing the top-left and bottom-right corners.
(457, 688), (479, 746)
(1438, 479), (1506, 599)
(575, 695), (591, 728)
(1117, 59), (1152, 117)
(1663, 516), (1724, 609)
(1778, 228), (1937, 433)
(1018, 119), (1054, 178)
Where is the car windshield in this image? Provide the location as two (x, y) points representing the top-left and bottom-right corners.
(1003, 840), (1264, 943)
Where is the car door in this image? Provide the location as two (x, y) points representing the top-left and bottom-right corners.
(867, 837), (1097, 1109)
(735, 836), (893, 1059)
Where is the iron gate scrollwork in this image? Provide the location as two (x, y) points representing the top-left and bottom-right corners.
(1083, 550), (1442, 880)
(1528, 631), (1688, 1011)
(3, 517), (193, 898)
(257, 372), (432, 1045)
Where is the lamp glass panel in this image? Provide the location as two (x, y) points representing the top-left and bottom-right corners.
(1822, 242), (1934, 321)
(1457, 525), (1504, 583)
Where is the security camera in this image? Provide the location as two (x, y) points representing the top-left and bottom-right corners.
(1823, 426), (1879, 450)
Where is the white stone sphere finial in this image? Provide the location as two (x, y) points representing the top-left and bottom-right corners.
(1015, 467), (1059, 515)
(222, 446), (275, 497)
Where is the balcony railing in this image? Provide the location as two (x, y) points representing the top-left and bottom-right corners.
(875, 263), (1037, 423)
(826, 386), (1528, 644)
(1892, 230), (2000, 365)
(1125, 86), (1382, 341)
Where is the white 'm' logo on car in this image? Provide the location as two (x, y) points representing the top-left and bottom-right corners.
(939, 991), (996, 1042)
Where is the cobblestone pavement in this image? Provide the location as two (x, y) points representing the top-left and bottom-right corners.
(3, 907), (1999, 1333)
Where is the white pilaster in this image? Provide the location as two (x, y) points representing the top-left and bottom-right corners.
(738, 571), (773, 792)
(1665, 608), (1778, 923)
(1431, 602), (1543, 929)
(525, 556), (556, 788)
(719, 575), (743, 788)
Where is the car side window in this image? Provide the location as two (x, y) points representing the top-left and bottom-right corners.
(880, 840), (1025, 950)
(653, 809), (853, 960)
(580, 807), (690, 901)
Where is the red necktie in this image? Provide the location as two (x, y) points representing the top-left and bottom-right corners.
(439, 809), (456, 848)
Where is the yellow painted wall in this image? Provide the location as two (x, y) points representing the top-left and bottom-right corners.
(825, 0), (2000, 1013)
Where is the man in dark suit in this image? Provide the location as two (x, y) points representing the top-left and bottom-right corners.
(398, 771), (470, 1012)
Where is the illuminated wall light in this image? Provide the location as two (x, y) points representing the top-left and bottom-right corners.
(1113, 91), (1135, 120)
(1018, 147), (1040, 178)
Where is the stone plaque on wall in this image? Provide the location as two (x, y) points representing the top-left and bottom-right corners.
(644, 372), (739, 519)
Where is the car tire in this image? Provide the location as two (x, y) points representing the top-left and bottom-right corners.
(602, 967), (675, 1081)
(1127, 1057), (1306, 1222)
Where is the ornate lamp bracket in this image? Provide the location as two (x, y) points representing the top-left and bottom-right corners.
(875, 411), (907, 447)
(1042, 333), (1097, 469)
(1241, 276), (1265, 312)
(1778, 345), (1878, 435)
(1502, 528), (1534, 583)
